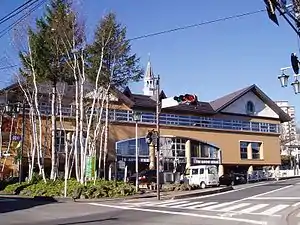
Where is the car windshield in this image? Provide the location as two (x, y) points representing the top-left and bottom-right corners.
(208, 166), (217, 175)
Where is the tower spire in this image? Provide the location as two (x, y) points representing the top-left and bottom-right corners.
(143, 54), (154, 96)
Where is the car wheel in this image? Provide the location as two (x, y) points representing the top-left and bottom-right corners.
(200, 182), (206, 189)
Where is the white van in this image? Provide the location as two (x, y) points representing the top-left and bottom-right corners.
(185, 165), (219, 189)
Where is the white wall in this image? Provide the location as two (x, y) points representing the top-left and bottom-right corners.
(222, 91), (279, 119)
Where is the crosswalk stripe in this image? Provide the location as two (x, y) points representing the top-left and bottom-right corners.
(158, 200), (189, 207)
(187, 202), (218, 209)
(170, 201), (203, 208)
(220, 203), (251, 212)
(239, 204), (269, 213)
(200, 202), (235, 210)
(140, 200), (178, 206)
(259, 204), (289, 215)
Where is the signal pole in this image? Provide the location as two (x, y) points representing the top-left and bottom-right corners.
(155, 75), (161, 200)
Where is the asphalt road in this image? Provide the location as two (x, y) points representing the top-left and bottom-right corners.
(1, 178), (300, 225)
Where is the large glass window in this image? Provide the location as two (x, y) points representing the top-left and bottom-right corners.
(201, 144), (209, 158)
(116, 138), (149, 156)
(191, 140), (200, 157)
(251, 142), (261, 159)
(173, 138), (187, 157)
(240, 141), (248, 159)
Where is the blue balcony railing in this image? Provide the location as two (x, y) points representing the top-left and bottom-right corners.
(33, 105), (279, 134)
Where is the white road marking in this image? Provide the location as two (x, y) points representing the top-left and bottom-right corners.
(186, 202), (218, 209)
(293, 202), (300, 207)
(170, 201), (203, 208)
(200, 202), (235, 210)
(185, 180), (294, 202)
(239, 204), (269, 213)
(243, 185), (294, 201)
(296, 212), (300, 217)
(88, 202), (267, 225)
(220, 203), (251, 212)
(252, 197), (300, 200)
(159, 200), (189, 207)
(259, 204), (289, 216)
(181, 182), (274, 201)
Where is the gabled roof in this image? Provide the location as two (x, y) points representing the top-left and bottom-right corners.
(128, 92), (215, 115)
(210, 84), (290, 122)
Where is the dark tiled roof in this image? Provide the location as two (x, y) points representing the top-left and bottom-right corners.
(210, 85), (252, 111)
(129, 94), (215, 115)
(123, 85), (290, 122)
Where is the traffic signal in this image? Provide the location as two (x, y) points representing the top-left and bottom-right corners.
(145, 130), (154, 145)
(173, 95), (185, 103)
(291, 53), (299, 74)
(173, 94), (198, 105)
(264, 0), (279, 26)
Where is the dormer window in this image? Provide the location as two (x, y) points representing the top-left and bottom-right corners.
(246, 101), (255, 115)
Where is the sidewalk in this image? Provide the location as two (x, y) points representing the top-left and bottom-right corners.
(0, 186), (233, 203)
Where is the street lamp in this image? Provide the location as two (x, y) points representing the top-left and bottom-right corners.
(277, 66), (300, 174)
(278, 67), (300, 94)
(133, 111), (141, 192)
(4, 101), (25, 183)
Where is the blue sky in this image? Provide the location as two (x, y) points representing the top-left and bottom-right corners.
(0, 0), (300, 119)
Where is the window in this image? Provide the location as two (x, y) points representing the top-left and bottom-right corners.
(240, 141), (248, 159)
(251, 142), (261, 159)
(201, 144), (209, 158)
(171, 138), (186, 157)
(208, 166), (217, 175)
(192, 169), (198, 175)
(199, 168), (204, 174)
(191, 141), (201, 157)
(55, 130), (65, 152)
(246, 101), (255, 115)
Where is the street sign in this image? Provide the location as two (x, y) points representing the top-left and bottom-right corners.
(11, 134), (21, 142)
(85, 156), (96, 179)
(118, 160), (126, 169)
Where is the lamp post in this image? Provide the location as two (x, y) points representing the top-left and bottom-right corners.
(133, 111), (141, 192)
(5, 101), (25, 183)
(278, 66), (300, 174)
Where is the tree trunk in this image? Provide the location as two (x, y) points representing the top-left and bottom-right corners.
(79, 78), (85, 183)
(98, 127), (105, 178)
(74, 80), (80, 181)
(103, 96), (109, 179)
(50, 82), (57, 180)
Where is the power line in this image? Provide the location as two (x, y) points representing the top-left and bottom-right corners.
(0, 0), (40, 26)
(0, 0), (36, 23)
(0, 65), (18, 70)
(129, 9), (266, 41)
(0, 0), (47, 39)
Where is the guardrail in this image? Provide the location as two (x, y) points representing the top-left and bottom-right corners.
(247, 169), (300, 182)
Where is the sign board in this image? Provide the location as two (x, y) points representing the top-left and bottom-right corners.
(192, 158), (220, 165)
(11, 134), (21, 142)
(85, 156), (96, 179)
(118, 160), (126, 169)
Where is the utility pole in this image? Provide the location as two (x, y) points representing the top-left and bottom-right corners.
(155, 75), (161, 200)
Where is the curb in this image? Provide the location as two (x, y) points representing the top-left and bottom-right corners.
(0, 187), (233, 203)
(171, 186), (234, 200)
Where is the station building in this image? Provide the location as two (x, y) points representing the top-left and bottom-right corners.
(0, 61), (290, 178)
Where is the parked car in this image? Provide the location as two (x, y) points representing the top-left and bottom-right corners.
(219, 173), (247, 186)
(127, 170), (157, 186)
